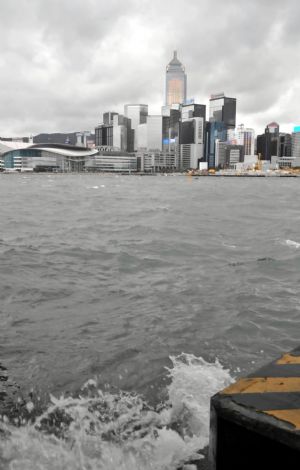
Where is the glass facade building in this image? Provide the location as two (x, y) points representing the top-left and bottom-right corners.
(257, 122), (280, 160)
(208, 93), (236, 167)
(3, 144), (98, 172)
(165, 51), (187, 106)
(209, 93), (236, 129)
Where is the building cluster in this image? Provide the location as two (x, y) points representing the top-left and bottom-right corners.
(1, 51), (300, 173)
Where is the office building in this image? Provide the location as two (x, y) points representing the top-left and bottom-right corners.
(227, 124), (255, 156)
(209, 93), (236, 129)
(124, 104), (148, 150)
(86, 149), (137, 173)
(165, 51), (187, 106)
(162, 107), (180, 167)
(95, 112), (133, 152)
(208, 92), (237, 167)
(180, 117), (204, 169)
(215, 141), (244, 168)
(256, 122), (280, 160)
(292, 126), (300, 159)
(278, 133), (292, 157)
(147, 115), (162, 151)
(95, 123), (113, 147)
(181, 103), (206, 122)
(138, 151), (176, 173)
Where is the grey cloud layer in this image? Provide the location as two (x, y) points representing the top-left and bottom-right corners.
(0, 0), (299, 135)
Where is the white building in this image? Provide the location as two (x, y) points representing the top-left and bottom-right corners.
(124, 104), (148, 150)
(136, 116), (163, 152)
(292, 128), (300, 159)
(227, 124), (255, 156)
(180, 117), (204, 169)
(147, 115), (162, 151)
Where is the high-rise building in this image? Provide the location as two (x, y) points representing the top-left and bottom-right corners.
(208, 92), (236, 167)
(180, 117), (204, 169)
(95, 112), (133, 151)
(227, 124), (255, 156)
(256, 122), (280, 160)
(278, 133), (292, 157)
(112, 114), (132, 152)
(165, 51), (187, 106)
(209, 93), (236, 129)
(215, 141), (244, 168)
(292, 127), (300, 159)
(181, 103), (206, 122)
(147, 115), (162, 151)
(124, 104), (148, 151)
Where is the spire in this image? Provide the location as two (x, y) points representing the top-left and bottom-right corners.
(168, 50), (182, 67)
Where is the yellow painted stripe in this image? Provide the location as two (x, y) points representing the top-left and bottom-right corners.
(264, 409), (300, 430)
(276, 354), (300, 365)
(221, 377), (300, 395)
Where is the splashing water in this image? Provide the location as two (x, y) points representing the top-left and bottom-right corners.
(0, 354), (232, 470)
(285, 239), (300, 249)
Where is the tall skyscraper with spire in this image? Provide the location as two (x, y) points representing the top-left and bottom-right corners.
(165, 51), (187, 106)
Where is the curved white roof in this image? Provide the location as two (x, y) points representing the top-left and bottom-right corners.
(32, 146), (98, 157)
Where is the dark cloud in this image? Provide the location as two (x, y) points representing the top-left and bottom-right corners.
(0, 0), (299, 136)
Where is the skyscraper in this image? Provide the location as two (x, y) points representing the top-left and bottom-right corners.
(292, 127), (300, 159)
(124, 104), (148, 151)
(165, 51), (187, 106)
(209, 93), (236, 129)
(227, 124), (255, 156)
(208, 92), (236, 167)
(257, 122), (280, 160)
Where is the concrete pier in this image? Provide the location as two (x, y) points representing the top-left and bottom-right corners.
(209, 347), (300, 469)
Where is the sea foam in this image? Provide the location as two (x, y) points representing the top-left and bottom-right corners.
(0, 354), (232, 470)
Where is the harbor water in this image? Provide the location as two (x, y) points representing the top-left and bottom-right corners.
(0, 174), (300, 469)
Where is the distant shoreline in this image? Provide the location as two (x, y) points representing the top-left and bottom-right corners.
(1, 171), (299, 178)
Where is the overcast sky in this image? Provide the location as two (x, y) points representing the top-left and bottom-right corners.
(0, 0), (299, 136)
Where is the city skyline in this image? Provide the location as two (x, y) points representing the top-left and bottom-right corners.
(0, 0), (299, 136)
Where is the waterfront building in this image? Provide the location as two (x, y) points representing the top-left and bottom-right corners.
(292, 126), (300, 160)
(0, 138), (32, 157)
(3, 144), (98, 172)
(135, 115), (163, 152)
(227, 124), (255, 156)
(95, 123), (113, 148)
(256, 122), (280, 160)
(112, 114), (132, 152)
(207, 120), (227, 168)
(147, 115), (162, 151)
(208, 92), (236, 167)
(95, 112), (133, 152)
(278, 132), (292, 157)
(180, 117), (204, 169)
(86, 149), (137, 173)
(124, 104), (148, 150)
(165, 51), (187, 106)
(138, 151), (176, 173)
(209, 93), (236, 129)
(136, 123), (147, 151)
(162, 107), (180, 168)
(215, 141), (244, 168)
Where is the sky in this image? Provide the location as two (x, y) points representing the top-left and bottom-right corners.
(0, 0), (299, 137)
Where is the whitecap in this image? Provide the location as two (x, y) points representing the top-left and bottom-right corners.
(285, 239), (300, 249)
(0, 354), (232, 470)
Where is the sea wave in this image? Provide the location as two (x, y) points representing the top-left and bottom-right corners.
(0, 354), (232, 470)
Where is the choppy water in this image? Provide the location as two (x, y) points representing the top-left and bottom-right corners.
(0, 173), (300, 468)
